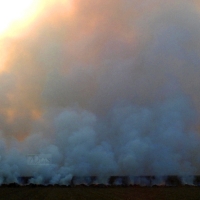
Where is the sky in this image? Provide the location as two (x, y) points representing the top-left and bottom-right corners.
(0, 0), (200, 184)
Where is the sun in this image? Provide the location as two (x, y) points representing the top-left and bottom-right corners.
(0, 0), (39, 35)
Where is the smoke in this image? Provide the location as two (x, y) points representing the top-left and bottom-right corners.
(0, 0), (200, 185)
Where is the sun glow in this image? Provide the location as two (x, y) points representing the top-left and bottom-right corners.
(0, 0), (74, 36)
(0, 0), (74, 37)
(0, 0), (40, 35)
(0, 0), (74, 72)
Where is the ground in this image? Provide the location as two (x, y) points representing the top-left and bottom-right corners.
(0, 186), (200, 200)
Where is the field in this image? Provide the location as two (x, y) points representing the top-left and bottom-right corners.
(1, 186), (200, 200)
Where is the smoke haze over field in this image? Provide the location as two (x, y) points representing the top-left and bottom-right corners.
(0, 0), (200, 184)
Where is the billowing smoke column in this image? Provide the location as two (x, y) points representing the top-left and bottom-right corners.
(0, 0), (200, 185)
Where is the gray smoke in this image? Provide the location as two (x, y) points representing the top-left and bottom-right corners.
(0, 0), (200, 185)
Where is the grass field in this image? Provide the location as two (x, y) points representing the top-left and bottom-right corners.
(0, 186), (200, 200)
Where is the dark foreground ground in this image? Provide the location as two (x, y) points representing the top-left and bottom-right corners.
(1, 186), (200, 200)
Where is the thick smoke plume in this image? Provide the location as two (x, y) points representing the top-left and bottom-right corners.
(0, 0), (200, 185)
